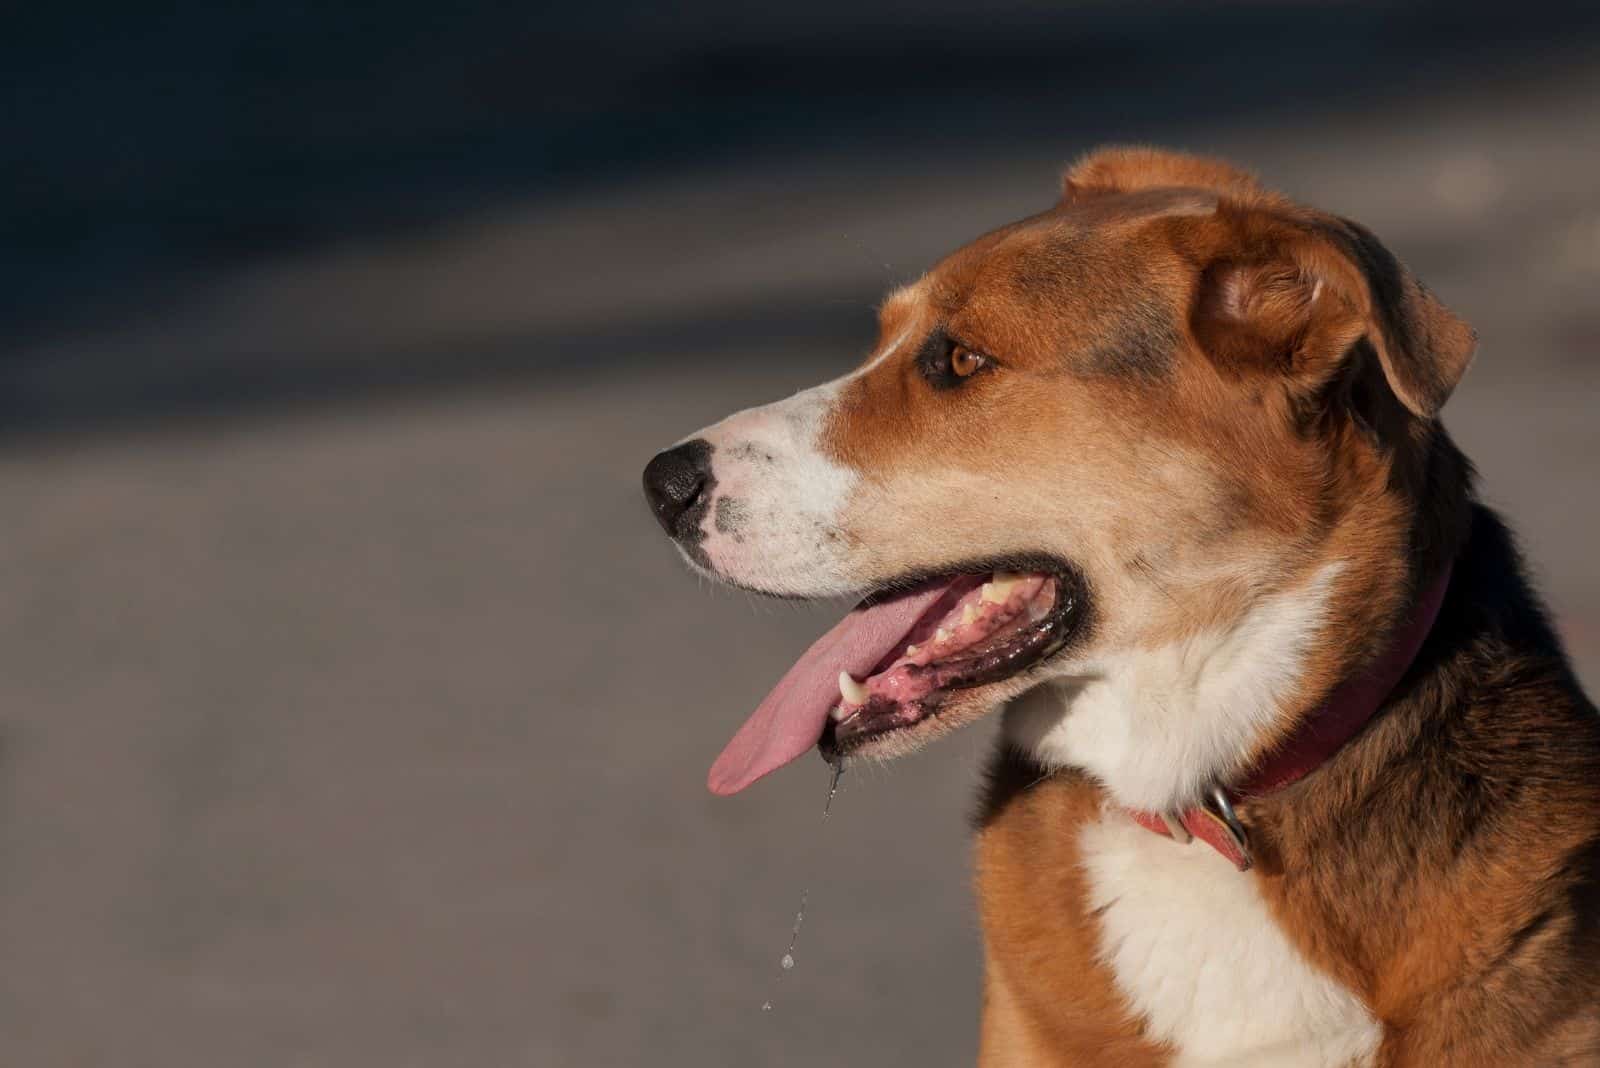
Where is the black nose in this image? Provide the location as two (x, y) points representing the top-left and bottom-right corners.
(642, 439), (713, 538)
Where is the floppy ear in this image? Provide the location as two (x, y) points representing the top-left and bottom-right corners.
(1192, 219), (1475, 420)
(1328, 218), (1477, 419)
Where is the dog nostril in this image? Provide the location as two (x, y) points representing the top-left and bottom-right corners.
(642, 440), (713, 537)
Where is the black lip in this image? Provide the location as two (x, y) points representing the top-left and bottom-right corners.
(818, 559), (1086, 759)
(853, 553), (1085, 610)
(700, 552), (1086, 607)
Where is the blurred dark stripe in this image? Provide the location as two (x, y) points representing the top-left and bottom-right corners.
(0, 284), (876, 441)
(5, 0), (1600, 347)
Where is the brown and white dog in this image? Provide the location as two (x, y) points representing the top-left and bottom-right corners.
(641, 148), (1600, 1066)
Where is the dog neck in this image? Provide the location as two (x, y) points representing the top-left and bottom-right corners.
(1004, 428), (1472, 830)
(1004, 559), (1358, 814)
(1003, 561), (1450, 867)
(1127, 561), (1451, 869)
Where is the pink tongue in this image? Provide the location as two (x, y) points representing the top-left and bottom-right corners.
(707, 584), (950, 796)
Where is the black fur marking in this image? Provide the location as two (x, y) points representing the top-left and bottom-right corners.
(1081, 300), (1179, 380)
(713, 495), (748, 536)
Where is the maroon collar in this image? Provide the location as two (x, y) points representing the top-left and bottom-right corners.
(1130, 563), (1453, 871)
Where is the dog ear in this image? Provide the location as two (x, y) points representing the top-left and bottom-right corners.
(1192, 219), (1475, 420)
(1326, 218), (1477, 419)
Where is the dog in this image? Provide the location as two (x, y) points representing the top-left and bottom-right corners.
(641, 147), (1600, 1065)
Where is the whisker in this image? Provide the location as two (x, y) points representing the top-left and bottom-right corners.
(1131, 554), (1181, 607)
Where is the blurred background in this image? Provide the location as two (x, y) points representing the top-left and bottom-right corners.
(4, 2), (1599, 1064)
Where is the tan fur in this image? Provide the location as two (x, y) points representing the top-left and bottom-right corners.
(977, 769), (1173, 1064)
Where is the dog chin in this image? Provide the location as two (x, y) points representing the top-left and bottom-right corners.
(687, 544), (859, 601)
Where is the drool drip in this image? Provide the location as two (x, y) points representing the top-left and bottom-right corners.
(823, 760), (844, 819)
(761, 761), (845, 1013)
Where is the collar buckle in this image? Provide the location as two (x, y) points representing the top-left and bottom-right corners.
(1197, 786), (1252, 871)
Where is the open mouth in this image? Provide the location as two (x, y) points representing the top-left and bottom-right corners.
(707, 561), (1081, 795)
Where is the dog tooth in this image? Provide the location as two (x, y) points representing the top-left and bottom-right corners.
(838, 670), (870, 706)
(962, 603), (979, 625)
(829, 702), (850, 722)
(905, 643), (920, 657)
(982, 571), (1023, 603)
(935, 627), (951, 643)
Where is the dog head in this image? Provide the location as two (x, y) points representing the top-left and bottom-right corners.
(643, 147), (1474, 809)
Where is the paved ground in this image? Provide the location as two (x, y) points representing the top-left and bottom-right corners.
(2, 50), (1598, 1068)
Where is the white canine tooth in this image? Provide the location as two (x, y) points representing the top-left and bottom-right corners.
(838, 670), (870, 706)
(962, 603), (979, 625)
(905, 643), (920, 657)
(935, 627), (951, 642)
(829, 703), (850, 722)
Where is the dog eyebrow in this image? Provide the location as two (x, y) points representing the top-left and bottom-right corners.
(1080, 302), (1177, 380)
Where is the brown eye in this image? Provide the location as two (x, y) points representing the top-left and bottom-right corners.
(950, 345), (985, 377)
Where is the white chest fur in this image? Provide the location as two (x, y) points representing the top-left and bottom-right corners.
(1078, 811), (1380, 1067)
(1005, 563), (1347, 815)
